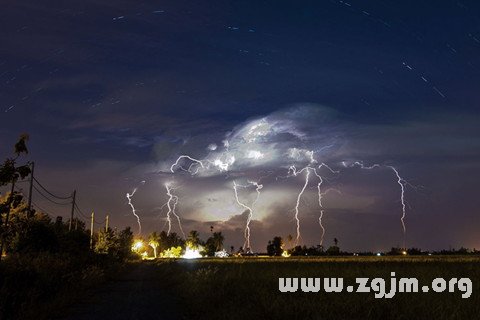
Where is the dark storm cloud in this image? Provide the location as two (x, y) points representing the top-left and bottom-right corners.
(1, 0), (479, 251)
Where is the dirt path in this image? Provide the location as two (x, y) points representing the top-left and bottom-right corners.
(63, 262), (181, 320)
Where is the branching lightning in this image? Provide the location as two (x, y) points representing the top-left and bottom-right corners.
(164, 143), (411, 251)
(163, 155), (208, 239)
(292, 166), (310, 245)
(165, 150), (236, 241)
(233, 180), (263, 251)
(170, 155), (204, 174)
(126, 181), (145, 235)
(347, 161), (409, 248)
(164, 182), (186, 238)
(314, 163), (338, 246)
(115, 107), (422, 255)
(286, 157), (338, 246)
(160, 115), (413, 251)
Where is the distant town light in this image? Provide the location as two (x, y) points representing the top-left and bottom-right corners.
(182, 245), (202, 259)
(282, 250), (291, 258)
(214, 250), (229, 258)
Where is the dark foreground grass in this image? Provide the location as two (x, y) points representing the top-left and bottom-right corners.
(155, 256), (480, 320)
(0, 253), (125, 320)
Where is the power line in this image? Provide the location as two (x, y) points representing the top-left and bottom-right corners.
(33, 177), (72, 200)
(74, 203), (89, 220)
(32, 184), (71, 206)
(26, 201), (87, 228)
(14, 169), (93, 224)
(74, 202), (102, 225)
(74, 203), (87, 218)
(12, 184), (58, 219)
(4, 167), (91, 235)
(75, 209), (89, 221)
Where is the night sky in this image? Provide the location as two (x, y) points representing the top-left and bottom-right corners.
(1, 0), (479, 252)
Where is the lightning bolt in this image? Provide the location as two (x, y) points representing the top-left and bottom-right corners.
(232, 181), (252, 250)
(167, 150), (234, 240)
(349, 161), (409, 248)
(233, 180), (263, 252)
(167, 152), (234, 241)
(387, 166), (407, 248)
(288, 165), (311, 245)
(165, 155), (207, 239)
(313, 163), (338, 246)
(126, 181), (145, 235)
(164, 182), (186, 238)
(170, 155), (204, 175)
(246, 181), (263, 252)
(170, 152), (236, 174)
(286, 155), (338, 246)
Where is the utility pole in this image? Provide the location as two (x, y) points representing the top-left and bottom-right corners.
(105, 214), (109, 232)
(90, 211), (94, 249)
(0, 179), (16, 262)
(69, 190), (76, 231)
(27, 162), (35, 213)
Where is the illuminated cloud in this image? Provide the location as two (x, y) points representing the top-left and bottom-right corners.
(163, 105), (342, 176)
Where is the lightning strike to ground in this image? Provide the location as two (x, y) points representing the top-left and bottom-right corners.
(314, 163), (339, 246)
(387, 166), (407, 248)
(288, 165), (311, 245)
(286, 157), (338, 246)
(164, 183), (186, 238)
(232, 180), (263, 252)
(350, 161), (409, 248)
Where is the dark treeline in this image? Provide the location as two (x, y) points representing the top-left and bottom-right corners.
(266, 235), (480, 257)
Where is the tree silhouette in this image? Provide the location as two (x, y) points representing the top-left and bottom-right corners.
(212, 232), (224, 251)
(203, 232), (224, 256)
(187, 230), (201, 249)
(327, 237), (340, 256)
(267, 236), (284, 256)
(0, 135), (32, 258)
(0, 134), (31, 186)
(117, 227), (134, 260)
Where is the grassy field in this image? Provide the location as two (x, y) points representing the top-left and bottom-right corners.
(154, 256), (480, 320)
(0, 253), (124, 320)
